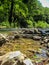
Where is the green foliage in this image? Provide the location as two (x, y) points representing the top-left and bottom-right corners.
(0, 0), (49, 28)
(27, 20), (33, 28)
(36, 21), (49, 28)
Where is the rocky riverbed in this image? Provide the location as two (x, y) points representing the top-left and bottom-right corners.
(0, 28), (49, 65)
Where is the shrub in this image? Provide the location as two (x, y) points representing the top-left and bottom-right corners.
(36, 21), (49, 28)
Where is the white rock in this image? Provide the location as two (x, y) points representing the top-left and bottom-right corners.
(0, 51), (33, 65)
(0, 51), (25, 65)
(9, 51), (21, 59)
(23, 59), (34, 65)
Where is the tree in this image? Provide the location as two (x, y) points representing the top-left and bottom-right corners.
(12, 0), (28, 27)
(0, 0), (49, 28)
(8, 0), (14, 26)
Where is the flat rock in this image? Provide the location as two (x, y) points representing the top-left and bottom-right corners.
(33, 35), (41, 40)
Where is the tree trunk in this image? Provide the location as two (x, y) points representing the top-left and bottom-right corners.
(8, 0), (14, 27)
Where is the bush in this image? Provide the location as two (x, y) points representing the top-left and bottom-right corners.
(36, 21), (49, 28)
(27, 20), (33, 28)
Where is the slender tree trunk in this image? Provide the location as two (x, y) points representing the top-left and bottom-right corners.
(8, 0), (14, 27)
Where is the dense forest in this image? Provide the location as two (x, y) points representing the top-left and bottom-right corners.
(0, 0), (49, 28)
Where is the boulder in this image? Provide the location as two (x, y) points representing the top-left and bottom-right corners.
(44, 39), (49, 43)
(0, 51), (25, 65)
(34, 28), (40, 34)
(7, 34), (20, 40)
(14, 34), (20, 39)
(23, 29), (34, 34)
(7, 35), (15, 40)
(0, 38), (6, 46)
(22, 34), (33, 39)
(0, 33), (7, 46)
(12, 31), (18, 34)
(40, 41), (44, 45)
(0, 51), (34, 65)
(33, 35), (41, 40)
(43, 37), (49, 43)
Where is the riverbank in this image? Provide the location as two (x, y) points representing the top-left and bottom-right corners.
(0, 29), (49, 65)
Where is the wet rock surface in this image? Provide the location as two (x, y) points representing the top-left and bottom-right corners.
(0, 28), (49, 65)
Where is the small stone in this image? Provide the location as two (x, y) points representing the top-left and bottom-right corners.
(23, 59), (34, 65)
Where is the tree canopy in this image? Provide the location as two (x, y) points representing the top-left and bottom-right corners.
(0, 0), (49, 28)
